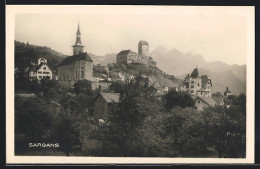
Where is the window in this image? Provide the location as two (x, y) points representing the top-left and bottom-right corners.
(81, 71), (83, 78)
(46, 72), (49, 74)
(191, 90), (194, 93)
(198, 83), (200, 87)
(39, 76), (42, 78)
(43, 67), (46, 70)
(198, 100), (200, 103)
(191, 85), (194, 88)
(191, 81), (194, 84)
(38, 71), (42, 74)
(43, 72), (46, 74)
(185, 83), (189, 88)
(81, 67), (84, 69)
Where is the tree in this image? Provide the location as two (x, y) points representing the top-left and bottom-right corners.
(201, 103), (246, 158)
(73, 80), (93, 95)
(15, 98), (52, 140)
(93, 74), (160, 156)
(51, 98), (83, 156)
(163, 89), (194, 110)
(163, 107), (209, 157)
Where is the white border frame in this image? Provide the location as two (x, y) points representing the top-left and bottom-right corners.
(6, 5), (255, 164)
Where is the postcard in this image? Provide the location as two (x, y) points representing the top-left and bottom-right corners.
(6, 5), (255, 164)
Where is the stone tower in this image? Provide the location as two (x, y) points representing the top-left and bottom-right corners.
(72, 23), (85, 55)
(138, 40), (149, 58)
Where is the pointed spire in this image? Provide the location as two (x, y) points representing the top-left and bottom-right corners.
(77, 22), (81, 35)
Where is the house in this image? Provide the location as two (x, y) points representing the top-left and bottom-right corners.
(94, 92), (120, 119)
(180, 67), (212, 97)
(194, 96), (217, 111)
(29, 57), (53, 81)
(58, 23), (93, 87)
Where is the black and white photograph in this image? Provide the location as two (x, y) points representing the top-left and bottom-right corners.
(6, 5), (255, 164)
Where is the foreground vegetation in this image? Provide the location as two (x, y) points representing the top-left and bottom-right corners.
(15, 75), (246, 158)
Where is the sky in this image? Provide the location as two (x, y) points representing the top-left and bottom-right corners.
(14, 6), (253, 65)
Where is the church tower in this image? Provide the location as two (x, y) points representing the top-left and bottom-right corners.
(72, 23), (85, 55)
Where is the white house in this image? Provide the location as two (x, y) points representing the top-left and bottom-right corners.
(29, 57), (53, 81)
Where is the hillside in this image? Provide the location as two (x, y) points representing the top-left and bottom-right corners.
(15, 41), (67, 74)
(150, 46), (246, 80)
(108, 63), (181, 92)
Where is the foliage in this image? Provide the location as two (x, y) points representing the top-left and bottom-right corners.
(73, 80), (93, 95)
(51, 109), (82, 156)
(163, 89), (195, 109)
(93, 74), (161, 156)
(201, 101), (246, 158)
(15, 97), (52, 140)
(163, 107), (209, 157)
(40, 77), (60, 99)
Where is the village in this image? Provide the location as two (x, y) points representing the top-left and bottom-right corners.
(14, 23), (245, 158)
(25, 24), (233, 116)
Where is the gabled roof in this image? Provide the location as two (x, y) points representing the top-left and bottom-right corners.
(195, 96), (217, 106)
(117, 50), (133, 56)
(190, 68), (199, 78)
(95, 92), (120, 103)
(138, 40), (149, 45)
(58, 52), (93, 67)
(31, 62), (53, 72)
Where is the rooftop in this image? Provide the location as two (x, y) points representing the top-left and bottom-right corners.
(99, 92), (120, 103)
(190, 68), (199, 78)
(58, 52), (93, 67)
(117, 50), (136, 56)
(139, 40), (149, 45)
(195, 96), (217, 106)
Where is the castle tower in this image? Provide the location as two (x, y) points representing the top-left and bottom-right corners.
(138, 40), (149, 58)
(72, 23), (85, 55)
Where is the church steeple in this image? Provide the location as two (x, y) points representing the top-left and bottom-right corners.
(72, 22), (84, 55)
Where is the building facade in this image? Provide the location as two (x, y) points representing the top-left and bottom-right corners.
(180, 67), (212, 97)
(29, 57), (53, 80)
(58, 24), (93, 86)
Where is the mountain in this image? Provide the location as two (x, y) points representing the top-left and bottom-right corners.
(151, 47), (246, 95)
(176, 67), (246, 95)
(89, 52), (117, 66)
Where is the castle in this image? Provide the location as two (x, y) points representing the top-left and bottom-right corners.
(116, 40), (156, 67)
(58, 24), (93, 87)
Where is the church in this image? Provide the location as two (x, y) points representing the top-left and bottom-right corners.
(58, 24), (93, 87)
